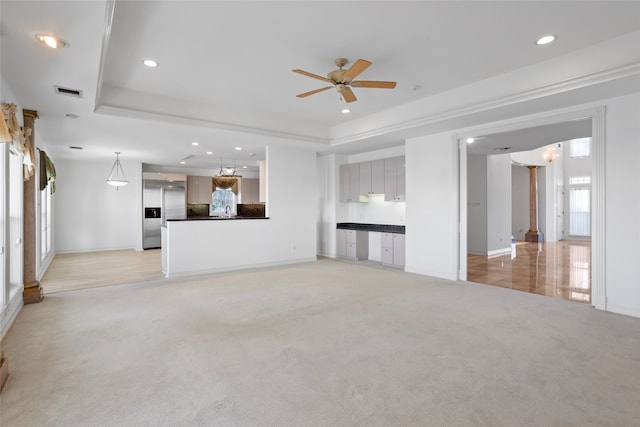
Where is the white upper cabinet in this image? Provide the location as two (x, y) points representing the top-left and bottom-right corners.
(359, 161), (372, 196)
(359, 159), (385, 196)
(371, 159), (385, 194)
(384, 156), (405, 202)
(340, 163), (361, 203)
(341, 157), (402, 203)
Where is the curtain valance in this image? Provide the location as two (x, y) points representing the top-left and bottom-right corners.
(212, 177), (238, 194)
(39, 150), (57, 193)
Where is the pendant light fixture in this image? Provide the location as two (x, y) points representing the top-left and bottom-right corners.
(106, 152), (129, 188)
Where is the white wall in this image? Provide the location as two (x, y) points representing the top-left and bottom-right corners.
(603, 93), (640, 317)
(405, 132), (458, 280)
(467, 155), (487, 254)
(467, 153), (511, 255)
(403, 93), (639, 318)
(348, 196), (405, 226)
(164, 145), (317, 275)
(316, 154), (337, 257)
(511, 165), (529, 241)
(0, 76), (24, 340)
(486, 154), (512, 253)
(539, 163), (559, 242)
(55, 158), (142, 253)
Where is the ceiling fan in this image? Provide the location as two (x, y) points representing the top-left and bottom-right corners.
(292, 58), (397, 103)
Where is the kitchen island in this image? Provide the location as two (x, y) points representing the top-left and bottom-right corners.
(161, 216), (315, 277)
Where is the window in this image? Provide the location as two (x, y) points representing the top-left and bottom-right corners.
(569, 138), (591, 158)
(40, 184), (52, 260)
(569, 187), (590, 236)
(569, 176), (590, 185)
(9, 147), (23, 297)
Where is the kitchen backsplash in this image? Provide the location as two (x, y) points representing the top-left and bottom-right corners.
(187, 203), (266, 217)
(187, 204), (209, 217)
(237, 203), (266, 218)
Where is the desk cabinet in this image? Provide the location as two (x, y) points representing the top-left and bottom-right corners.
(381, 232), (405, 268)
(336, 229), (368, 260)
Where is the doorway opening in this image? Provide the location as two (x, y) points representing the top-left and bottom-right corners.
(458, 108), (604, 307)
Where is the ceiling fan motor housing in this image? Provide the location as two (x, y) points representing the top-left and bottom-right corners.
(328, 69), (349, 83)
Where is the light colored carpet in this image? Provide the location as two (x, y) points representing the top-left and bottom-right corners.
(1, 258), (639, 426)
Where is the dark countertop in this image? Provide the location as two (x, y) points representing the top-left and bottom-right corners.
(337, 222), (405, 234)
(168, 216), (269, 221)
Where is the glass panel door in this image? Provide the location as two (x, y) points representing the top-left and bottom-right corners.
(569, 187), (590, 236)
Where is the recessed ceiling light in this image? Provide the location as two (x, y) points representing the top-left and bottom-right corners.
(536, 35), (556, 45)
(242, 165), (248, 169)
(191, 141), (199, 146)
(179, 161), (186, 164)
(35, 33), (69, 49)
(142, 59), (159, 68)
(341, 108), (350, 114)
(466, 138), (474, 144)
(235, 147), (242, 151)
(65, 113), (79, 119)
(206, 151), (213, 155)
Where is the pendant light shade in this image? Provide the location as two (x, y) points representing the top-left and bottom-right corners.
(106, 152), (129, 187)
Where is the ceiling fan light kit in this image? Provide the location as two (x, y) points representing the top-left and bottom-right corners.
(293, 57), (397, 103)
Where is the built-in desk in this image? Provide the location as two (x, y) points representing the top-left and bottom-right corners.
(336, 222), (405, 234)
(335, 223), (406, 268)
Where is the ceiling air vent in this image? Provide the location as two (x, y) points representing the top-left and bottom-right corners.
(54, 85), (83, 98)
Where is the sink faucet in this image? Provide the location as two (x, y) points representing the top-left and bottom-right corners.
(225, 204), (231, 218)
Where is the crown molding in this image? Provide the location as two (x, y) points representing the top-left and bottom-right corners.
(95, 104), (330, 146)
(330, 63), (640, 146)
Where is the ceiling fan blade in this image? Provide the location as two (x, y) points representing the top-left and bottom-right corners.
(341, 59), (372, 82)
(351, 80), (397, 89)
(292, 69), (333, 83)
(296, 86), (333, 98)
(342, 87), (357, 103)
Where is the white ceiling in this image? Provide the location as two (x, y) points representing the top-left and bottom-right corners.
(1, 1), (639, 171)
(467, 119), (592, 156)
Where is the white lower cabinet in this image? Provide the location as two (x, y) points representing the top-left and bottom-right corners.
(381, 232), (405, 268)
(336, 229), (369, 261)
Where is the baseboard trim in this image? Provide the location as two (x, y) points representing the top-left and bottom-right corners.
(606, 303), (640, 319)
(165, 257), (319, 279)
(487, 247), (511, 257)
(0, 294), (24, 342)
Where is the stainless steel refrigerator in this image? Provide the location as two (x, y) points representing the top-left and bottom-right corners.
(143, 180), (186, 249)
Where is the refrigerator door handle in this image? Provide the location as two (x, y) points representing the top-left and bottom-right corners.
(160, 187), (166, 226)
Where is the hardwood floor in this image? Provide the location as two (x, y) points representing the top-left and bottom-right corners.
(468, 240), (592, 303)
(41, 249), (165, 294)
